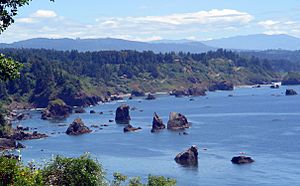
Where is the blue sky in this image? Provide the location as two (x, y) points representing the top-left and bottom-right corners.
(1, 0), (300, 43)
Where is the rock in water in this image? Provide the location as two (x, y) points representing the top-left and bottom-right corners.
(123, 124), (142, 132)
(167, 112), (189, 130)
(146, 94), (156, 100)
(66, 118), (92, 135)
(41, 99), (72, 120)
(285, 89), (298, 96)
(174, 145), (198, 166)
(74, 107), (86, 113)
(151, 112), (165, 133)
(115, 104), (131, 124)
(231, 156), (254, 164)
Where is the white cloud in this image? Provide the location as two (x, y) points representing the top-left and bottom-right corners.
(16, 18), (36, 23)
(31, 10), (57, 18)
(258, 19), (300, 36)
(0, 9), (254, 43)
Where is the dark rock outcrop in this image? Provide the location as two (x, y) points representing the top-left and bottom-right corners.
(209, 81), (234, 91)
(11, 131), (48, 140)
(282, 78), (300, 85)
(151, 113), (165, 133)
(270, 84), (280, 89)
(167, 112), (190, 130)
(146, 94), (156, 100)
(131, 90), (145, 97)
(0, 138), (24, 150)
(285, 89), (298, 96)
(115, 104), (131, 124)
(74, 107), (86, 113)
(59, 92), (102, 107)
(90, 110), (96, 114)
(188, 87), (206, 96)
(170, 90), (189, 97)
(66, 118), (92, 135)
(41, 99), (72, 120)
(170, 87), (206, 97)
(123, 124), (141, 132)
(174, 145), (198, 166)
(231, 156), (254, 164)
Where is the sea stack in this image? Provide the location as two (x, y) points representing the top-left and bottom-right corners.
(115, 104), (131, 124)
(151, 112), (165, 132)
(174, 145), (198, 166)
(66, 118), (92, 135)
(167, 112), (190, 130)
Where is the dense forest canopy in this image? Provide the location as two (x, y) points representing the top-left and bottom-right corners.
(0, 48), (279, 108)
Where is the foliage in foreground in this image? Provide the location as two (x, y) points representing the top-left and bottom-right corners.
(0, 154), (177, 186)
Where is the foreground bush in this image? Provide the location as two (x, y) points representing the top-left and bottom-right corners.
(42, 154), (106, 186)
(0, 156), (43, 186)
(0, 154), (176, 186)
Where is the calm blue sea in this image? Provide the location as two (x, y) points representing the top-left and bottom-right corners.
(14, 85), (300, 186)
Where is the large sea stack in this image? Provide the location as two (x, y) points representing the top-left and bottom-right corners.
(66, 118), (92, 135)
(151, 113), (165, 133)
(174, 145), (198, 166)
(167, 112), (190, 130)
(115, 104), (131, 124)
(41, 99), (72, 120)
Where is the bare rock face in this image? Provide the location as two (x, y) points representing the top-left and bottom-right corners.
(167, 112), (189, 130)
(115, 105), (131, 124)
(231, 156), (255, 164)
(151, 113), (165, 133)
(174, 145), (198, 166)
(123, 124), (142, 132)
(66, 118), (92, 135)
(285, 89), (298, 96)
(41, 99), (72, 120)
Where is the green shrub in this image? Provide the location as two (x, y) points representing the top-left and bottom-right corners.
(147, 175), (176, 186)
(41, 154), (106, 186)
(0, 156), (43, 186)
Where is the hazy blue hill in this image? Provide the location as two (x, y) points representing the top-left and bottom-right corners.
(0, 38), (214, 53)
(203, 34), (300, 50)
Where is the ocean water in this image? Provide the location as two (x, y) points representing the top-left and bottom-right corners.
(14, 85), (300, 186)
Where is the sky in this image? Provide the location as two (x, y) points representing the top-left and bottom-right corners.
(1, 0), (300, 43)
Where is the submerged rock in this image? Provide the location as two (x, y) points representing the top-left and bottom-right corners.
(115, 104), (131, 124)
(0, 138), (25, 150)
(90, 110), (96, 114)
(174, 145), (198, 166)
(66, 118), (92, 135)
(151, 113), (165, 133)
(41, 99), (72, 120)
(123, 124), (142, 133)
(231, 156), (255, 164)
(167, 112), (190, 130)
(285, 89), (298, 96)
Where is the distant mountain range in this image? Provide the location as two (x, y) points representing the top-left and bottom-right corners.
(0, 38), (214, 53)
(202, 34), (300, 51)
(0, 34), (299, 52)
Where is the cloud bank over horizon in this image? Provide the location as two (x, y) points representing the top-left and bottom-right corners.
(1, 6), (300, 43)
